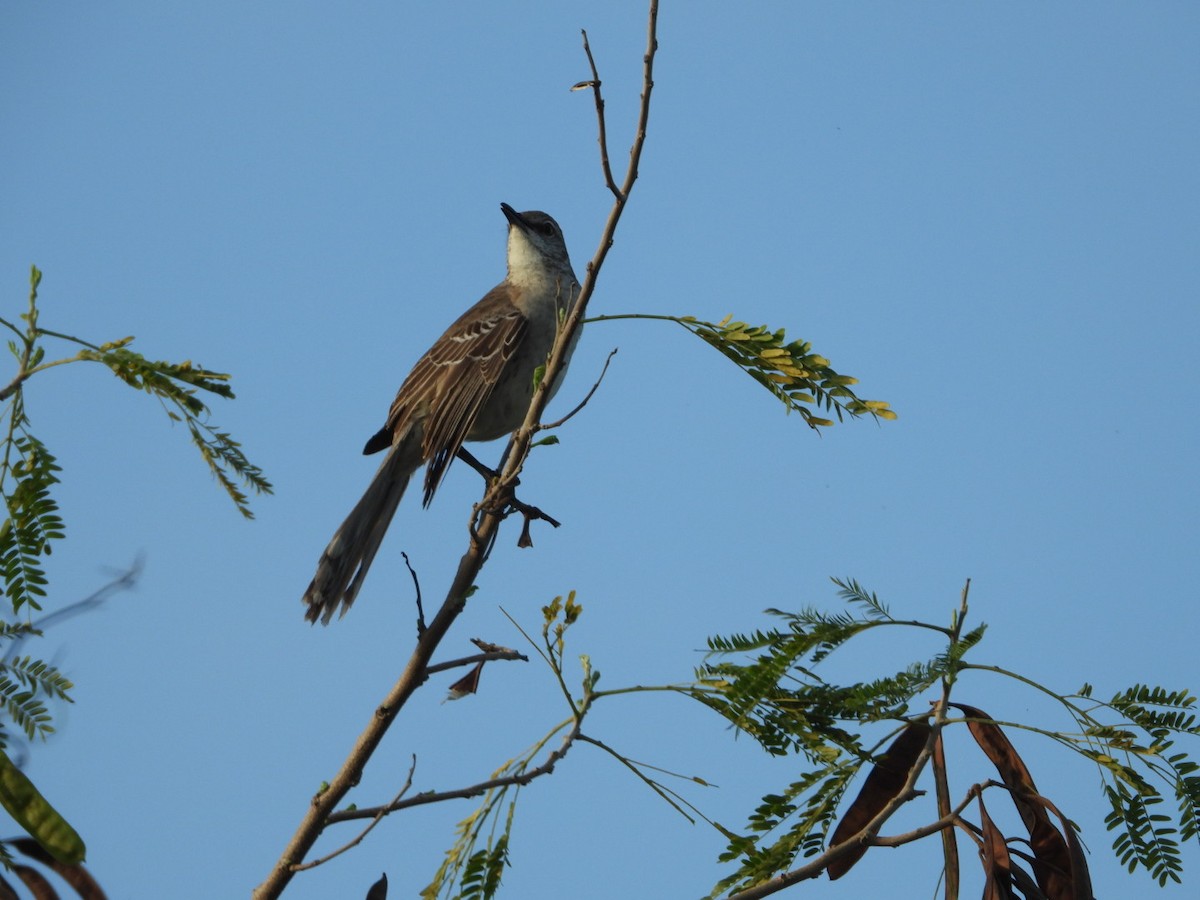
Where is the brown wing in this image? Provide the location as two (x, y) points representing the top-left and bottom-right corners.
(376, 287), (527, 506)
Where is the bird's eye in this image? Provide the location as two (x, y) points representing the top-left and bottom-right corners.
(540, 222), (557, 237)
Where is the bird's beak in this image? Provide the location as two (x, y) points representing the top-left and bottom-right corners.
(500, 202), (529, 232)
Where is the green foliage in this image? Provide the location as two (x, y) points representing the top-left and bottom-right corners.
(0, 656), (72, 744)
(694, 589), (943, 762)
(692, 582), (1200, 897)
(1107, 783), (1182, 886)
(585, 312), (895, 429)
(457, 835), (509, 900)
(1062, 683), (1200, 887)
(0, 264), (269, 625)
(542, 590), (583, 669)
(1, 266), (272, 520)
(693, 585), (957, 896)
(422, 599), (590, 900)
(680, 316), (896, 428)
(72, 341), (271, 517)
(0, 266), (271, 865)
(0, 435), (63, 614)
(422, 788), (519, 900)
(710, 764), (858, 897)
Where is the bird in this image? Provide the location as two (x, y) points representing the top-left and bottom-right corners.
(302, 203), (581, 625)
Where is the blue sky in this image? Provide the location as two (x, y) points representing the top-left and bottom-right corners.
(3, 3), (1198, 898)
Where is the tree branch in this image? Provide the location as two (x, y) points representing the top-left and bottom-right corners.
(291, 756), (417, 871)
(251, 5), (659, 896)
(424, 648), (528, 677)
(325, 703), (589, 826)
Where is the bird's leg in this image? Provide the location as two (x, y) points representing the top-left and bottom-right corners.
(508, 498), (561, 548)
(457, 445), (524, 488)
(458, 443), (555, 548)
(457, 447), (501, 482)
(467, 501), (503, 561)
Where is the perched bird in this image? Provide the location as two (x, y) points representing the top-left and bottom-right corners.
(303, 203), (580, 624)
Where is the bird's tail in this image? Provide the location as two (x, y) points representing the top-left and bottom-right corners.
(303, 434), (419, 624)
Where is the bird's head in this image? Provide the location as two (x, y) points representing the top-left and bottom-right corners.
(501, 203), (574, 287)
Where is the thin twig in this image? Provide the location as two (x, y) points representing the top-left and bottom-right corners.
(23, 325), (105, 352)
(498, 607), (553, 669)
(538, 347), (618, 430)
(400, 552), (424, 636)
(0, 317), (24, 342)
(577, 734), (699, 825)
(580, 30), (621, 200)
(871, 785), (981, 849)
(292, 756), (418, 871)
(328, 697), (593, 825)
(498, 605), (580, 718)
(423, 649), (528, 677)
